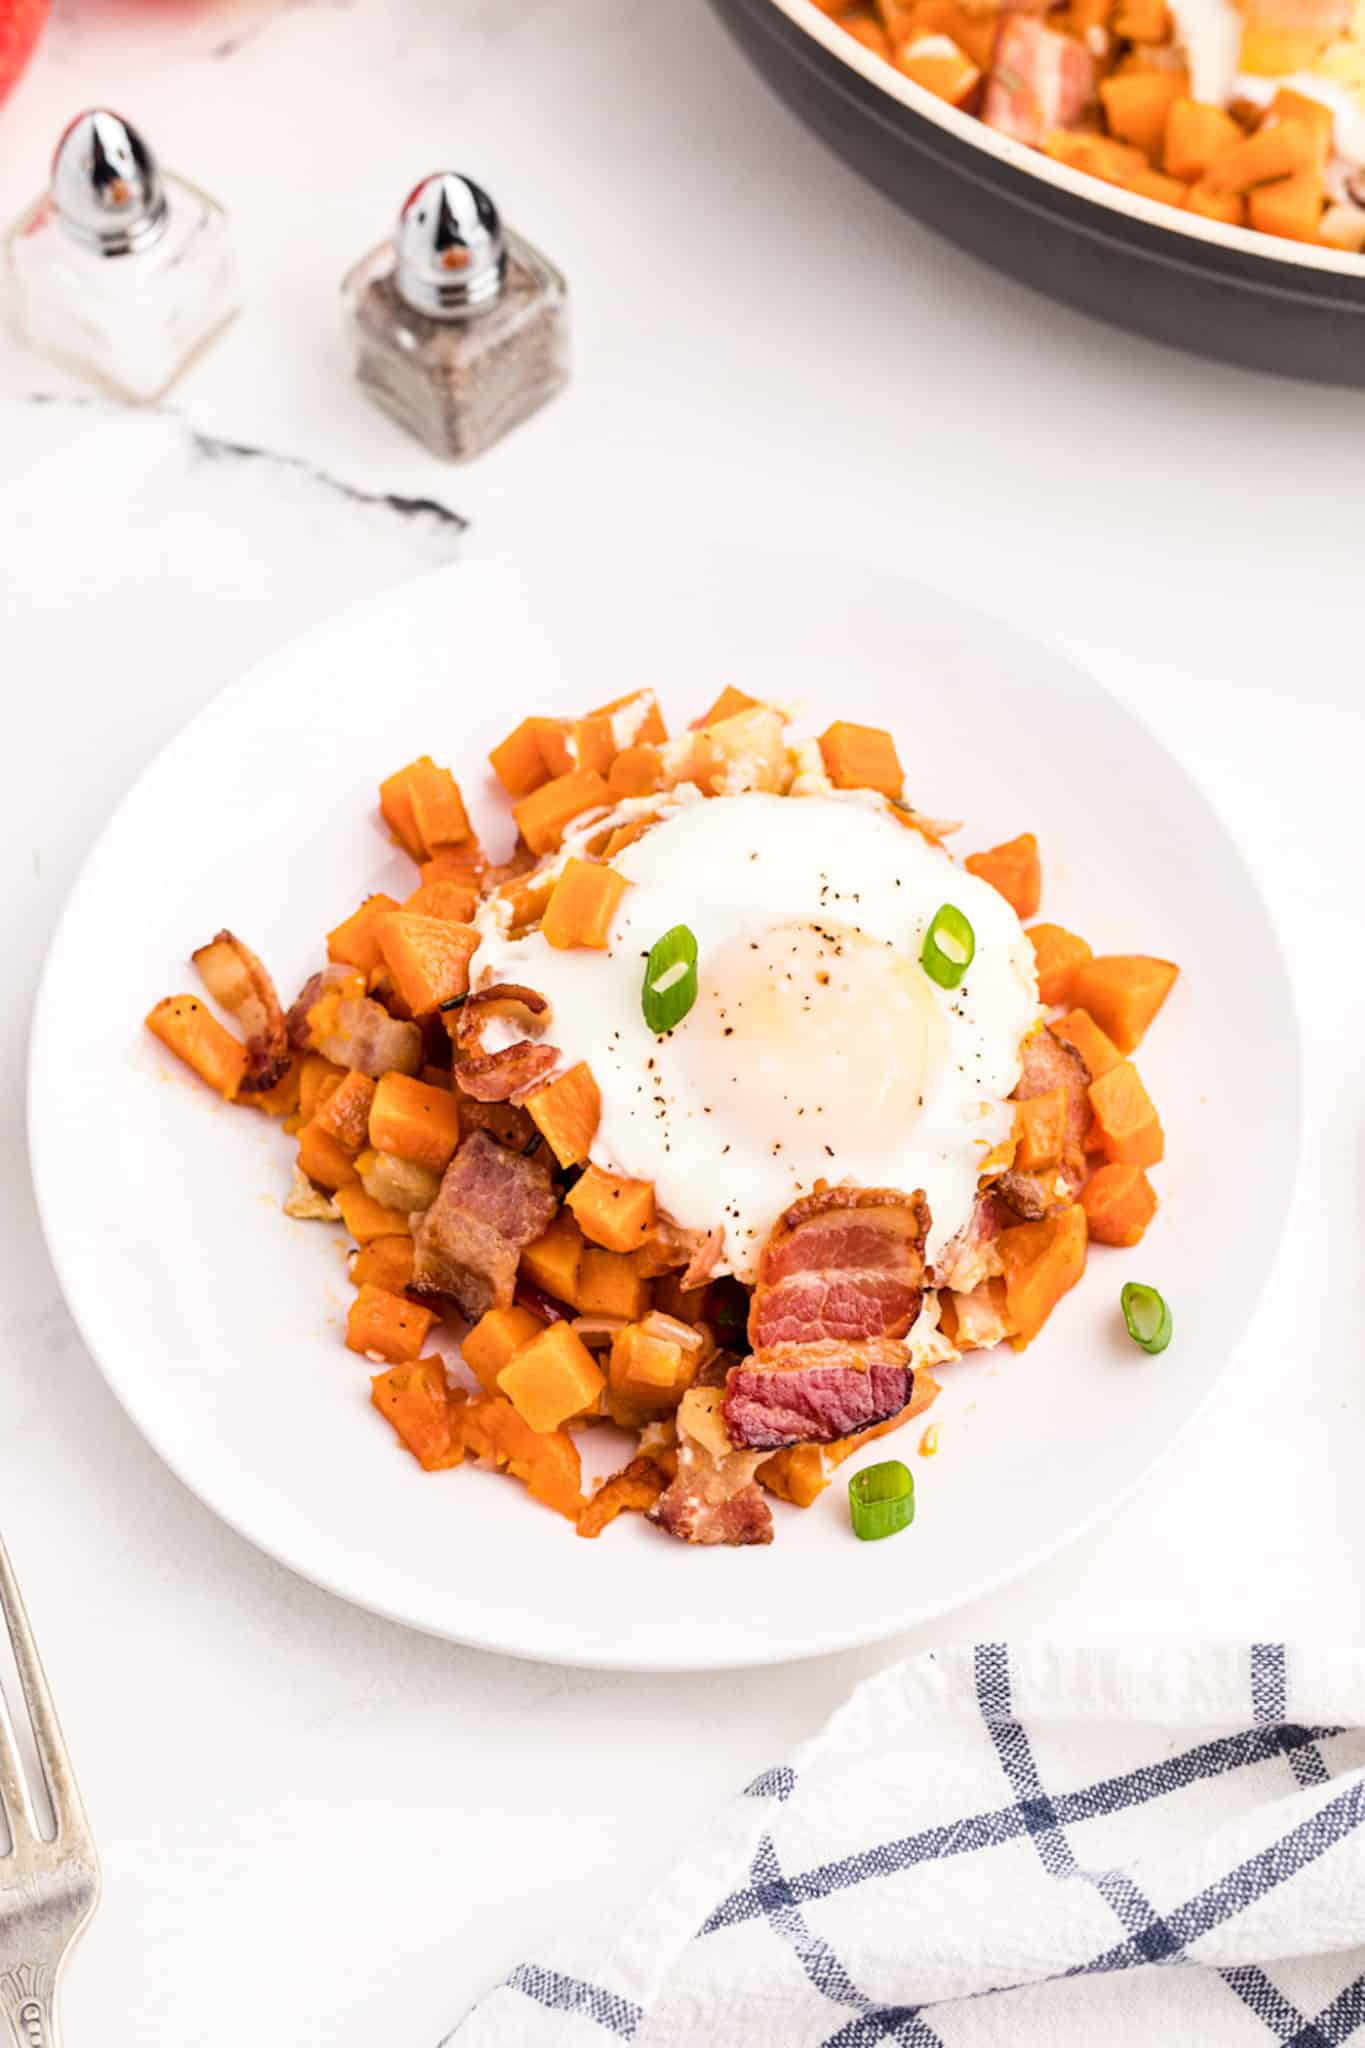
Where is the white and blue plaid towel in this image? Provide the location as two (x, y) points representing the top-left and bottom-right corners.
(449, 1645), (1365, 2046)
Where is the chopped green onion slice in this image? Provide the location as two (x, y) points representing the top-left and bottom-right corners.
(438, 991), (469, 1013)
(920, 903), (975, 990)
(642, 924), (699, 1033)
(1121, 1281), (1172, 1355)
(848, 1460), (916, 1542)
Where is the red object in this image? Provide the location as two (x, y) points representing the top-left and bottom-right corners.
(0, 0), (47, 106)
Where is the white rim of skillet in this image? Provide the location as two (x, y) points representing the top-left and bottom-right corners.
(771, 0), (1365, 284)
(26, 544), (1304, 1670)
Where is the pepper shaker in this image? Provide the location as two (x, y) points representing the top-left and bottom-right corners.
(341, 172), (569, 461)
(3, 109), (239, 404)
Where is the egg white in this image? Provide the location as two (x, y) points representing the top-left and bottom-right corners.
(476, 790), (1039, 1283)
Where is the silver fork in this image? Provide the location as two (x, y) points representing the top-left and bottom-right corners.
(0, 1535), (99, 2048)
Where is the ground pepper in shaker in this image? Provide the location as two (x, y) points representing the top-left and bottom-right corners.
(341, 172), (569, 461)
(3, 108), (239, 403)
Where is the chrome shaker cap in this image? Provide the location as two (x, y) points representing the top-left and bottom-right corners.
(395, 173), (507, 319)
(51, 109), (169, 256)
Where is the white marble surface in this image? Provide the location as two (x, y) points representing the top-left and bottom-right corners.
(2, 3), (1364, 2042)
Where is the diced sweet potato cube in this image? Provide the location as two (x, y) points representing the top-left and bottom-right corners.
(910, 0), (997, 71)
(462, 1304), (545, 1396)
(755, 1443), (830, 1509)
(1165, 97), (1243, 180)
(542, 858), (630, 950)
(370, 1356), (462, 1470)
(337, 1183), (409, 1244)
(1128, 168), (1190, 207)
(608, 745), (664, 801)
(998, 1204), (1088, 1348)
(566, 1166), (656, 1251)
(1070, 955), (1178, 1053)
(377, 912), (479, 1015)
(327, 894), (401, 973)
(841, 14), (892, 57)
(378, 762), (426, 862)
(513, 768), (612, 856)
(346, 1284), (435, 1364)
(406, 758), (470, 851)
(571, 712), (616, 778)
(368, 1071), (461, 1173)
(1204, 119), (1315, 192)
(146, 994), (247, 1100)
(497, 1321), (604, 1433)
(312, 1070), (377, 1156)
(421, 842), (487, 889)
(1081, 1162), (1158, 1246)
(819, 720), (904, 798)
(402, 879), (479, 922)
(575, 1249), (647, 1321)
(1050, 1008), (1122, 1082)
(298, 1054), (347, 1125)
(896, 35), (981, 106)
(964, 833), (1041, 919)
(1099, 69), (1187, 157)
(1045, 131), (1150, 185)
(459, 1393), (585, 1518)
(1014, 1085), (1069, 1172)
(1026, 924), (1093, 1006)
(520, 1210), (584, 1304)
(576, 1455), (668, 1538)
(1248, 165), (1324, 241)
(694, 686), (758, 727)
(1269, 86), (1332, 161)
(588, 687), (668, 746)
(489, 718), (552, 798)
(1088, 1061), (1164, 1168)
(1186, 181), (1246, 225)
(350, 1234), (416, 1292)
(524, 1062), (601, 1168)
(1112, 0), (1168, 38)
(297, 1117), (361, 1191)
(496, 868), (556, 934)
(607, 1325), (690, 1424)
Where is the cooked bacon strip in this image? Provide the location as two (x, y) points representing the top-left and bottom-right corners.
(724, 1338), (913, 1451)
(191, 930), (289, 1094)
(453, 982), (560, 1103)
(995, 1031), (1091, 1222)
(314, 994), (423, 1079)
(577, 1456), (668, 1539)
(943, 1278), (1011, 1354)
(286, 966), (353, 1049)
(681, 1225), (725, 1292)
(932, 1191), (1004, 1293)
(982, 17), (1094, 146)
(411, 1129), (558, 1318)
(748, 1186), (930, 1350)
(649, 1433), (771, 1546)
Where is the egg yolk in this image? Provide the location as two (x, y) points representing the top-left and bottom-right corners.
(678, 922), (947, 1160)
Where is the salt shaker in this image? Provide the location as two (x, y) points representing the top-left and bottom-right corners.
(341, 172), (569, 461)
(3, 109), (239, 404)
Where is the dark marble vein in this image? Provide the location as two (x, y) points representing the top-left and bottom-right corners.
(20, 391), (469, 533)
(188, 429), (469, 530)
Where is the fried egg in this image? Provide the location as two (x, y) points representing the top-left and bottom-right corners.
(475, 790), (1039, 1282)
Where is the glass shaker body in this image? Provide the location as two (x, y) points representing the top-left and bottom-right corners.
(4, 172), (239, 404)
(342, 229), (569, 461)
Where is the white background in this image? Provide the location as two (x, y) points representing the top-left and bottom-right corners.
(1, 2), (1362, 2041)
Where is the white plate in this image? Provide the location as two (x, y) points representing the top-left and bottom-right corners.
(28, 541), (1299, 1670)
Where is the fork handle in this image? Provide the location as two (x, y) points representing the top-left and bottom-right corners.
(0, 1965), (61, 2048)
